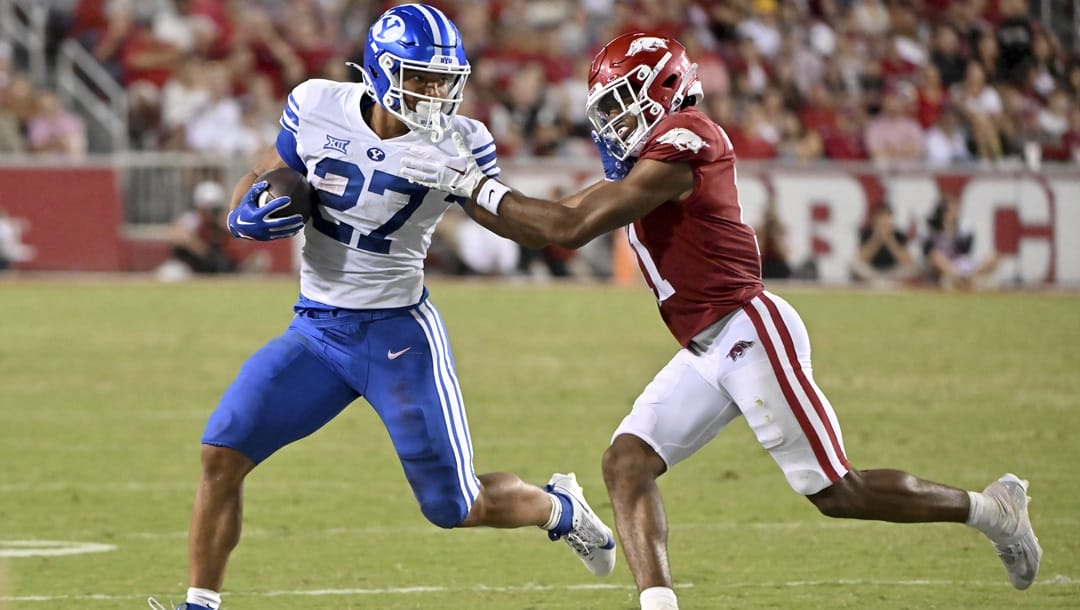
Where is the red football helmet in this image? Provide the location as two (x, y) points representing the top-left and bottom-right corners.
(586, 33), (703, 160)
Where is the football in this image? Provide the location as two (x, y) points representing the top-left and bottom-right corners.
(255, 167), (316, 221)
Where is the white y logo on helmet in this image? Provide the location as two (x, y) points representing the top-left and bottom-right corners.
(373, 15), (406, 42)
(657, 128), (709, 153)
(627, 37), (668, 56)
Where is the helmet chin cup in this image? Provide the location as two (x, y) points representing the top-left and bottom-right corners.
(408, 101), (446, 142)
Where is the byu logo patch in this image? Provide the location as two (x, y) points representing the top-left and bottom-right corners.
(657, 128), (709, 153)
(373, 14), (405, 43)
(628, 37), (668, 56)
(367, 147), (386, 161)
(324, 135), (350, 154)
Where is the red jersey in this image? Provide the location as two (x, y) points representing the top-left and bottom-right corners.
(633, 108), (764, 347)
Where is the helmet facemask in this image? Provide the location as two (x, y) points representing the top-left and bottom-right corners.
(586, 68), (667, 161)
(360, 54), (470, 143)
(588, 51), (682, 161)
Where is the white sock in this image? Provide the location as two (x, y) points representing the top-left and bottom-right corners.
(640, 586), (679, 610)
(541, 493), (562, 531)
(187, 587), (222, 610)
(966, 490), (1011, 539)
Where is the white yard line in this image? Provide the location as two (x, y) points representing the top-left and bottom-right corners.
(0, 540), (116, 558)
(5, 577), (1080, 603)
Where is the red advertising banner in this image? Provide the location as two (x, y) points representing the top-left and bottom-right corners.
(502, 162), (1080, 286)
(1, 163), (1077, 285)
(0, 166), (123, 271)
(0, 166), (294, 273)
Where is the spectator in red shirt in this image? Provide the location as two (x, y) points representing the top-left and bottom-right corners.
(915, 64), (948, 128)
(823, 101), (870, 160)
(880, 34), (921, 87)
(227, 6), (303, 98)
(799, 83), (839, 136)
(730, 102), (779, 159)
(1037, 89), (1074, 161)
(120, 21), (182, 91)
(281, 9), (338, 79)
(69, 0), (132, 80)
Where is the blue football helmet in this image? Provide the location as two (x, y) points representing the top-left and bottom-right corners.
(356, 3), (470, 142)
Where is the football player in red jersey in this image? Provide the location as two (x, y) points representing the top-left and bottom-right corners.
(401, 32), (1041, 609)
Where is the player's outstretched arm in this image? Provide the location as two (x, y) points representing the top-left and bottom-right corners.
(465, 158), (693, 249)
(400, 134), (694, 248)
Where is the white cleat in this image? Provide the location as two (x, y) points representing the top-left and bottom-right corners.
(982, 473), (1042, 590)
(545, 472), (617, 577)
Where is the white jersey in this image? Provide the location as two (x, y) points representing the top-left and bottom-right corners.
(279, 79), (500, 309)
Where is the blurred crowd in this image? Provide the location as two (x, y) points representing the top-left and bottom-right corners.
(0, 41), (87, 156)
(0, 0), (1077, 166)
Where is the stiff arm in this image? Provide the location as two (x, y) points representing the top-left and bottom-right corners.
(464, 158), (695, 249)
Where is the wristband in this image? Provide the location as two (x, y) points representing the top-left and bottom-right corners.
(474, 178), (511, 215)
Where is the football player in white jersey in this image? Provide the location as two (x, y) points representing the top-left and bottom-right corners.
(150, 6), (614, 610)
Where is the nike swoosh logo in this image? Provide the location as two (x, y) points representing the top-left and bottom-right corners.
(447, 166), (466, 176)
(235, 218), (257, 225)
(387, 347), (411, 360)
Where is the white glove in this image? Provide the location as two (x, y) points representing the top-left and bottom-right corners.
(401, 131), (484, 199)
(401, 131), (512, 214)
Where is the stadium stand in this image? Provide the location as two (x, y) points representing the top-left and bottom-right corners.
(0, 0), (1078, 283)
(0, 0), (1074, 162)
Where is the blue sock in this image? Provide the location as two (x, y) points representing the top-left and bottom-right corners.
(547, 492), (575, 540)
(180, 604), (214, 610)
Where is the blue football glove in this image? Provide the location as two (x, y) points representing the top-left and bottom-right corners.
(227, 180), (305, 241)
(591, 131), (634, 181)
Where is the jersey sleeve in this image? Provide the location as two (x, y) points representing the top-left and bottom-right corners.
(638, 109), (732, 167)
(275, 79), (328, 174)
(456, 117), (500, 178)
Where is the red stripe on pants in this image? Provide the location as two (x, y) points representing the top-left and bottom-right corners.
(759, 294), (850, 473)
(742, 300), (839, 481)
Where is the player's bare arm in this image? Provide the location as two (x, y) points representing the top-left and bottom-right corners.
(464, 158), (694, 249)
(228, 144), (288, 211)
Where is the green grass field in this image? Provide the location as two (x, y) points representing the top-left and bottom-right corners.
(1, 278), (1078, 609)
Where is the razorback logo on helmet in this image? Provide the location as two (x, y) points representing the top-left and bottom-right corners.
(657, 128), (709, 153)
(627, 36), (668, 56)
